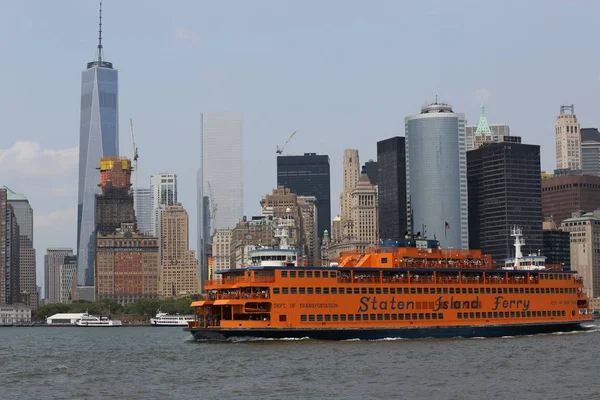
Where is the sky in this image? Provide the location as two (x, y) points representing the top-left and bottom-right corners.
(1, 0), (599, 293)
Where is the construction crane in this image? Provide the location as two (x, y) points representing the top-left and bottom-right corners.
(207, 181), (218, 234)
(276, 130), (297, 154)
(129, 118), (139, 196)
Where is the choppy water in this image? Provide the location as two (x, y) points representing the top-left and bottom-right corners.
(1, 322), (599, 400)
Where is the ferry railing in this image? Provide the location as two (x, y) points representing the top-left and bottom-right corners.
(214, 292), (270, 300)
(206, 276), (276, 287)
(337, 274), (542, 285)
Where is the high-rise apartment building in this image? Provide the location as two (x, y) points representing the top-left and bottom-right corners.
(541, 174), (600, 226)
(159, 205), (200, 298)
(581, 128), (600, 176)
(377, 137), (407, 241)
(150, 173), (178, 236)
(277, 153), (331, 239)
(197, 112), (244, 290)
(465, 103), (510, 151)
(5, 188), (37, 309)
(1, 188), (20, 304)
(555, 105), (581, 171)
(560, 211), (600, 298)
(467, 141), (543, 264)
(44, 248), (73, 304)
(95, 224), (159, 303)
(212, 229), (232, 279)
(77, 4), (119, 286)
(96, 158), (136, 236)
(406, 102), (468, 248)
(59, 256), (78, 303)
(134, 187), (153, 235)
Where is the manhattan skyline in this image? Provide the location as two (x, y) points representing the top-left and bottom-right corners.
(1, 1), (600, 291)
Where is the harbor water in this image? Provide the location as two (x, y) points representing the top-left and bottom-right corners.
(1, 322), (599, 400)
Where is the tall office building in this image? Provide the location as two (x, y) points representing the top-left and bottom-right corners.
(467, 140), (543, 264)
(341, 149), (360, 222)
(4, 188), (37, 309)
(377, 137), (407, 241)
(555, 105), (581, 171)
(150, 173), (178, 236)
(197, 112), (244, 290)
(77, 3), (119, 286)
(465, 103), (510, 151)
(543, 218), (570, 270)
(277, 153), (331, 239)
(134, 187), (153, 235)
(581, 128), (600, 176)
(44, 248), (73, 304)
(405, 102), (468, 248)
(1, 188), (21, 304)
(211, 229), (232, 279)
(298, 196), (320, 264)
(361, 160), (379, 186)
(159, 205), (200, 298)
(59, 256), (78, 303)
(260, 186), (305, 252)
(541, 174), (600, 226)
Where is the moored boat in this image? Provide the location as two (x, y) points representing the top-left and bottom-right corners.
(150, 311), (193, 327)
(75, 313), (122, 327)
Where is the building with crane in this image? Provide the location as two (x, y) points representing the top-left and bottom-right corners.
(276, 131), (297, 154)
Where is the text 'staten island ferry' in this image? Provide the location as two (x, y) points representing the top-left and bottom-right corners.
(185, 227), (592, 340)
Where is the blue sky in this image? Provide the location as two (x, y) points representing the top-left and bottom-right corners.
(1, 0), (599, 290)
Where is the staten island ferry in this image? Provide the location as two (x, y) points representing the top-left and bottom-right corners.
(185, 229), (591, 341)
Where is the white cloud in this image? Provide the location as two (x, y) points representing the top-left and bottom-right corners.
(0, 141), (78, 178)
(175, 27), (201, 42)
(473, 88), (491, 101)
(34, 207), (77, 229)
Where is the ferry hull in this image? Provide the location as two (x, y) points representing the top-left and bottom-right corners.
(185, 321), (588, 341)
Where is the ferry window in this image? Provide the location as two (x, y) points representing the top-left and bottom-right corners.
(403, 288), (410, 294)
(468, 288), (473, 294)
(322, 272), (329, 278)
(521, 312), (526, 317)
(450, 288), (455, 294)
(519, 288), (524, 294)
(332, 315), (339, 321)
(282, 288), (289, 294)
(307, 288), (314, 294)
(438, 313), (444, 320)
(381, 257), (388, 264)
(389, 288), (396, 294)
(542, 311), (547, 317)
(535, 288), (540, 294)
(560, 288), (564, 294)
(437, 288), (443, 294)
(383, 288), (389, 294)
(290, 272), (297, 278)
(423, 288), (429, 294)
(337, 288), (344, 294)
(340, 314), (346, 321)
(412, 313), (418, 320)
(549, 274), (554, 280)
(315, 272), (321, 278)
(281, 271), (288, 278)
(508, 312), (514, 318)
(307, 272), (313, 278)
(376, 288), (382, 294)
(425, 313), (431, 320)
(300, 315), (307, 322)
(417, 288), (423, 294)
(331, 272), (337, 278)
(550, 288), (555, 294)
(458, 313), (463, 319)
(368, 288), (375, 294)
(432, 313), (437, 320)
(300, 288), (306, 294)
(473, 288), (479, 294)
(498, 312), (503, 318)
(443, 288), (449, 294)
(391, 314), (397, 320)
(410, 288), (417, 294)
(398, 314), (404, 320)
(377, 314), (383, 321)
(405, 314), (411, 321)
(316, 288), (322, 294)
(317, 315), (324, 322)
(279, 315), (287, 322)
(545, 288), (550, 294)
(493, 312), (498, 318)
(491, 288), (497, 294)
(562, 310), (566, 316)
(526, 311), (531, 317)
(354, 288), (360, 294)
(273, 288), (281, 294)
(361, 288), (367, 294)
(369, 314), (376, 321)
(525, 288), (529, 294)
(324, 315), (331, 321)
(291, 287), (298, 294)
(309, 315), (315, 322)
(486, 288), (491, 294)
(508, 288), (514, 294)
(298, 272), (305, 278)
(323, 288), (330, 294)
(469, 312), (474, 319)
(476, 312), (481, 319)
(348, 314), (355, 321)
(462, 288), (467, 294)
(331, 288), (337, 294)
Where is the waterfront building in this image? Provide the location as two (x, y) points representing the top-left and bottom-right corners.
(560, 211), (600, 298)
(465, 103), (510, 150)
(212, 229), (232, 279)
(95, 223), (159, 303)
(541, 174), (600, 226)
(76, 286), (95, 302)
(405, 101), (468, 248)
(60, 256), (78, 303)
(467, 140), (543, 264)
(197, 112), (244, 290)
(543, 218), (570, 270)
(0, 303), (31, 325)
(377, 137), (407, 241)
(581, 128), (600, 176)
(150, 173), (178, 236)
(159, 205), (200, 298)
(555, 105), (581, 171)
(1, 188), (21, 304)
(96, 157), (136, 237)
(77, 3), (120, 286)
(298, 196), (320, 264)
(44, 249), (73, 304)
(134, 187), (153, 235)
(277, 153), (331, 239)
(4, 188), (37, 309)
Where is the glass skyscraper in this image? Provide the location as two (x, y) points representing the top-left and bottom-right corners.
(76, 5), (119, 286)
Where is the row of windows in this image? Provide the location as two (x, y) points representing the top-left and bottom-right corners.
(457, 310), (566, 319)
(299, 312), (445, 322)
(281, 271), (337, 279)
(273, 286), (576, 295)
(539, 273), (570, 280)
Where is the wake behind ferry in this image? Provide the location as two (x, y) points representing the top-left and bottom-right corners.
(185, 228), (591, 341)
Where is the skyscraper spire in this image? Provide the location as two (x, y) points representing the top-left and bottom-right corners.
(480, 101), (486, 117)
(98, 1), (103, 63)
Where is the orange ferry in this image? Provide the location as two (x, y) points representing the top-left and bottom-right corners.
(186, 237), (592, 340)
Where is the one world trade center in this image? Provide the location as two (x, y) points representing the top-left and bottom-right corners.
(77, 2), (119, 286)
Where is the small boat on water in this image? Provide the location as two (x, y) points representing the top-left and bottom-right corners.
(75, 313), (122, 327)
(150, 311), (193, 327)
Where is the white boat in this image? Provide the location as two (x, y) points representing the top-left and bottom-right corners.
(150, 311), (193, 327)
(75, 313), (122, 327)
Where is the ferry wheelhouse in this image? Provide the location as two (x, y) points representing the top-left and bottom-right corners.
(185, 236), (591, 341)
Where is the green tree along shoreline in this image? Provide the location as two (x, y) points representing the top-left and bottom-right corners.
(33, 296), (199, 321)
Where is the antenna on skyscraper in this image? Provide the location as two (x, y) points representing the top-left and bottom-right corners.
(98, 1), (103, 62)
(130, 119), (139, 197)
